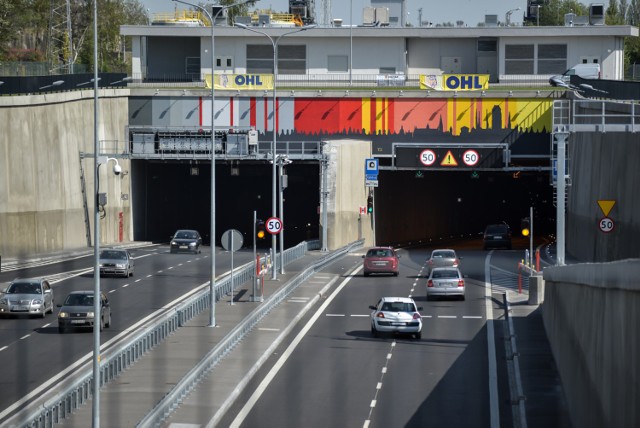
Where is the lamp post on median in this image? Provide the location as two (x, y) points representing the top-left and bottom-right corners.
(173, 0), (255, 327)
(91, 1), (100, 425)
(235, 22), (316, 280)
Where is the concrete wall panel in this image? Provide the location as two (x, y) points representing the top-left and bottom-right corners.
(543, 260), (640, 428)
(0, 90), (131, 259)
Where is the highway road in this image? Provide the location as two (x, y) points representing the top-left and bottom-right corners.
(0, 238), (542, 426)
(214, 244), (532, 428)
(0, 244), (256, 419)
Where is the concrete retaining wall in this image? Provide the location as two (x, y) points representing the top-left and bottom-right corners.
(568, 129), (640, 262)
(322, 140), (374, 250)
(542, 260), (640, 428)
(0, 90), (132, 260)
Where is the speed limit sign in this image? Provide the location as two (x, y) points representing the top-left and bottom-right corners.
(420, 149), (436, 166)
(598, 217), (614, 233)
(462, 149), (480, 167)
(266, 217), (282, 235)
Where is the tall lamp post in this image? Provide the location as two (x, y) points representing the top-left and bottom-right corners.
(173, 0), (255, 327)
(235, 23), (316, 280)
(276, 155), (292, 274)
(91, 1), (100, 425)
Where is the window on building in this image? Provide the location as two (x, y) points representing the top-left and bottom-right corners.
(538, 44), (566, 74)
(505, 44), (534, 74)
(185, 56), (201, 79)
(379, 66), (396, 74)
(246, 44), (307, 74)
(328, 55), (348, 72)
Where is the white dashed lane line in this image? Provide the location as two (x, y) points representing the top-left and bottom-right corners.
(325, 313), (485, 319)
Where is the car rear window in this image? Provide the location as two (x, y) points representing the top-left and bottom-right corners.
(432, 269), (459, 279)
(433, 251), (455, 258)
(367, 249), (394, 257)
(486, 225), (508, 234)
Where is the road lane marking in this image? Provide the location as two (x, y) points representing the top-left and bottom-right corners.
(485, 254), (500, 428)
(228, 270), (358, 428)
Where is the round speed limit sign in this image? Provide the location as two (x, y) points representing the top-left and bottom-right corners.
(598, 217), (614, 233)
(462, 149), (480, 167)
(420, 149), (436, 166)
(266, 217), (283, 235)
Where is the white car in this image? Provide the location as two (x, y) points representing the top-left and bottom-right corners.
(369, 297), (423, 339)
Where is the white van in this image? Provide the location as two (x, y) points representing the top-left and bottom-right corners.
(549, 63), (601, 87)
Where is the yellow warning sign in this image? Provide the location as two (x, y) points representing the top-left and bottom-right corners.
(440, 151), (458, 166)
(597, 200), (616, 217)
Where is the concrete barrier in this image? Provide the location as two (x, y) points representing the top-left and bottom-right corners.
(542, 259), (640, 428)
(528, 274), (544, 305)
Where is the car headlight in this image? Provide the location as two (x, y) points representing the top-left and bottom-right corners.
(33, 299), (42, 305)
(171, 241), (177, 246)
(116, 263), (126, 268)
(59, 312), (69, 318)
(188, 242), (196, 247)
(87, 312), (95, 318)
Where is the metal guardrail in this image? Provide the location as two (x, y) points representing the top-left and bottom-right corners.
(9, 239), (323, 428)
(553, 99), (640, 133)
(136, 238), (364, 427)
(503, 293), (527, 428)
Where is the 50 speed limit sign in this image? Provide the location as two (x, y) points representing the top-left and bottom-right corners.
(462, 149), (480, 167)
(420, 149), (436, 166)
(266, 217), (282, 235)
(598, 217), (614, 233)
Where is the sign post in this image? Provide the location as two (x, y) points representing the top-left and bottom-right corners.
(221, 228), (243, 305)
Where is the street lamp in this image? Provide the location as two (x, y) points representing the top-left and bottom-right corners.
(235, 22), (316, 280)
(173, 0), (255, 327)
(349, 0), (353, 86)
(505, 7), (521, 26)
(39, 80), (64, 90)
(276, 155), (292, 273)
(91, 1), (100, 425)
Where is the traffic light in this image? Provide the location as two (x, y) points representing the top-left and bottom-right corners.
(367, 195), (373, 214)
(256, 219), (266, 239)
(521, 217), (531, 237)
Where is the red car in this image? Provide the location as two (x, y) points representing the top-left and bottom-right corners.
(362, 247), (400, 277)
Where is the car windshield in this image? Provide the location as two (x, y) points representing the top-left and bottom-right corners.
(7, 282), (41, 294)
(381, 302), (415, 312)
(433, 251), (455, 259)
(176, 231), (197, 239)
(432, 269), (459, 279)
(367, 249), (394, 258)
(65, 294), (93, 306)
(101, 250), (126, 259)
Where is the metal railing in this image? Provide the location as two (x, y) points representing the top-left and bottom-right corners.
(137, 239), (363, 427)
(553, 99), (640, 133)
(8, 239), (325, 428)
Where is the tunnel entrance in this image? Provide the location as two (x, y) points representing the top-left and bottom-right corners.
(131, 159), (554, 249)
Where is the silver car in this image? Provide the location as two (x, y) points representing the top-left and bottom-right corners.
(426, 249), (461, 275)
(426, 267), (466, 300)
(0, 278), (55, 318)
(57, 291), (111, 333)
(369, 297), (423, 339)
(99, 249), (134, 278)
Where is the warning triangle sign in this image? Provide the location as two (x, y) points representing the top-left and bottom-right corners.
(440, 150), (458, 166)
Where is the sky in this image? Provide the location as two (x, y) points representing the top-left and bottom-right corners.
(141, 0), (527, 27)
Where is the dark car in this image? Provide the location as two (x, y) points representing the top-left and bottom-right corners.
(362, 247), (400, 276)
(170, 229), (203, 254)
(57, 291), (111, 333)
(483, 223), (512, 250)
(0, 278), (55, 318)
(99, 249), (134, 277)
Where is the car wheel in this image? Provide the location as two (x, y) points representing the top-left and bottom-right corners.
(363, 272), (369, 277)
(415, 331), (422, 340)
(393, 272), (399, 277)
(105, 312), (111, 328)
(58, 326), (66, 334)
(371, 323), (379, 338)
(170, 249), (176, 254)
(461, 295), (466, 301)
(99, 317), (104, 332)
